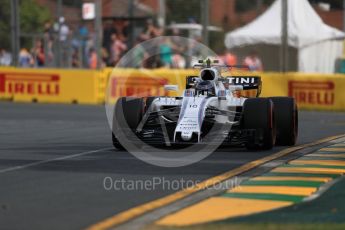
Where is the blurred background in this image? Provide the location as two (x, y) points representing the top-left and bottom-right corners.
(1, 0), (345, 73)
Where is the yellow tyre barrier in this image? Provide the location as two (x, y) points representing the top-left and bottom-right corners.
(1, 67), (345, 111)
(260, 73), (345, 111)
(0, 68), (103, 104)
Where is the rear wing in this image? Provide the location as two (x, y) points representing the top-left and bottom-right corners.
(225, 76), (262, 96)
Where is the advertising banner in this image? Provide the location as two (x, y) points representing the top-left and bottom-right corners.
(1, 67), (345, 111)
(0, 68), (102, 104)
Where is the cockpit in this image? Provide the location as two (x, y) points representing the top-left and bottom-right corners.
(200, 69), (216, 81)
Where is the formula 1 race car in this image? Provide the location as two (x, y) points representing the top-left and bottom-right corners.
(112, 59), (298, 150)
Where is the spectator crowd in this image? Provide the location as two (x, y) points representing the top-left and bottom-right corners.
(0, 17), (263, 71)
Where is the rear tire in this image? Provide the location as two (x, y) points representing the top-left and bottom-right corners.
(242, 98), (276, 150)
(269, 97), (298, 146)
(112, 97), (144, 149)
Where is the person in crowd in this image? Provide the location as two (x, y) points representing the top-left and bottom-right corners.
(101, 47), (109, 68)
(71, 29), (81, 50)
(59, 17), (69, 42)
(188, 17), (202, 40)
(85, 33), (95, 63)
(140, 19), (162, 40)
(0, 48), (12, 66)
(88, 48), (97, 69)
(71, 48), (80, 68)
(110, 33), (127, 66)
(114, 20), (129, 43)
(44, 38), (55, 67)
(32, 39), (45, 67)
(243, 50), (263, 71)
(159, 37), (173, 68)
(78, 24), (89, 66)
(18, 48), (34, 67)
(132, 37), (148, 68)
(171, 28), (184, 47)
(223, 50), (238, 66)
(103, 21), (116, 59)
(172, 52), (186, 69)
(43, 20), (54, 40)
(121, 20), (130, 41)
(78, 24), (89, 40)
(59, 17), (71, 67)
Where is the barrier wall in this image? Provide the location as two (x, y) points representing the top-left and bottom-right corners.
(1, 67), (345, 111)
(104, 68), (200, 104)
(0, 68), (104, 104)
(252, 72), (345, 110)
(106, 68), (345, 111)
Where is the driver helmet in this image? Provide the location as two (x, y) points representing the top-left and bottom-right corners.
(195, 80), (215, 96)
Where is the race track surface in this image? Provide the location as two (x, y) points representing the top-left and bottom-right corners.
(0, 102), (345, 230)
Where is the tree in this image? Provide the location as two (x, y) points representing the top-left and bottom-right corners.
(0, 0), (51, 51)
(309, 0), (343, 9)
(166, 0), (201, 24)
(0, 1), (11, 50)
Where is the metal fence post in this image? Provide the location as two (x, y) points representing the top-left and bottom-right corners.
(201, 0), (209, 47)
(95, 0), (102, 69)
(11, 0), (20, 66)
(280, 0), (289, 73)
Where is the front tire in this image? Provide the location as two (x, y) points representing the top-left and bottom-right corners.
(112, 97), (144, 149)
(242, 98), (276, 150)
(112, 132), (124, 150)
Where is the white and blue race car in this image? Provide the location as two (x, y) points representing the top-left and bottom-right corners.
(112, 59), (298, 150)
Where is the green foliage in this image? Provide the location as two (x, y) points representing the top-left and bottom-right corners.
(263, 0), (275, 6)
(309, 0), (343, 9)
(20, 0), (51, 34)
(62, 0), (83, 8)
(166, 0), (201, 24)
(235, 0), (343, 13)
(209, 31), (225, 54)
(0, 0), (11, 49)
(235, 0), (275, 12)
(0, 0), (51, 51)
(235, 0), (256, 13)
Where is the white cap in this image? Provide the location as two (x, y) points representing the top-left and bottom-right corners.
(59, 17), (65, 24)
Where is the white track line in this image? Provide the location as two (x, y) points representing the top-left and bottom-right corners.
(0, 147), (113, 174)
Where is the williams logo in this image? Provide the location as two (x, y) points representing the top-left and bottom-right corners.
(288, 80), (334, 105)
(227, 77), (259, 84)
(0, 72), (60, 96)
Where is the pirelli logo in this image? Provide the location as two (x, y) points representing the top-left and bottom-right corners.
(110, 77), (168, 98)
(0, 73), (60, 95)
(288, 80), (334, 105)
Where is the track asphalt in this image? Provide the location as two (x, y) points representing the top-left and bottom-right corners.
(0, 102), (345, 230)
